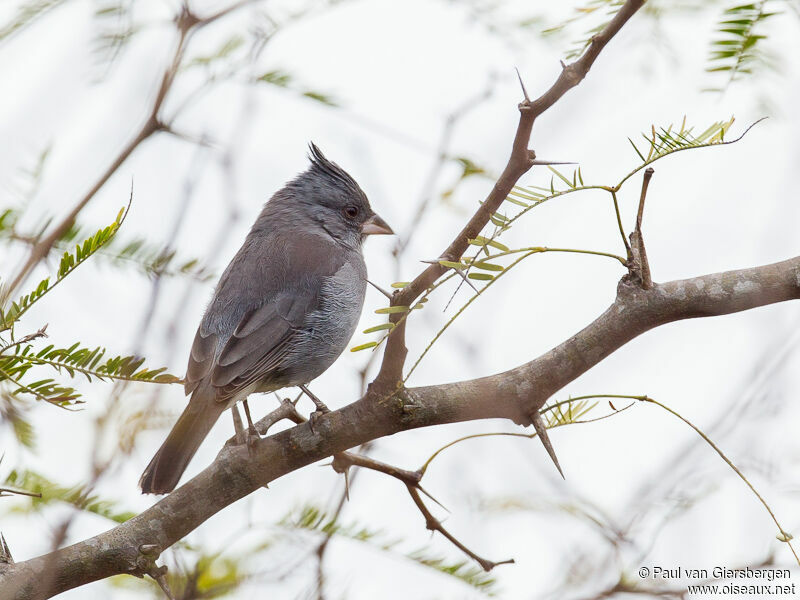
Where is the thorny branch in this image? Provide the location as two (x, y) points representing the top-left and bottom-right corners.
(3, 251), (799, 598)
(5, 0), (800, 597)
(374, 0), (646, 389)
(628, 167), (654, 289)
(331, 451), (513, 572)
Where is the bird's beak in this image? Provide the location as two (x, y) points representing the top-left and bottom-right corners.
(361, 213), (393, 236)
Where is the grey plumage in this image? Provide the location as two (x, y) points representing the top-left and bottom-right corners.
(140, 144), (392, 494)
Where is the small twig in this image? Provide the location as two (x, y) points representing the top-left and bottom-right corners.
(332, 450), (449, 509)
(224, 396), (305, 448)
(610, 190), (632, 259)
(331, 451), (508, 569)
(627, 168), (654, 289)
(641, 396), (800, 566)
(375, 0), (646, 389)
(0, 0), (259, 302)
(0, 324), (48, 354)
(420, 258), (478, 292)
(0, 486), (42, 499)
(636, 167), (653, 232)
(332, 452), (421, 487)
(406, 485), (514, 572)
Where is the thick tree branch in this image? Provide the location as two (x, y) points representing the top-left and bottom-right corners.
(374, 0), (646, 388)
(3, 255), (798, 599)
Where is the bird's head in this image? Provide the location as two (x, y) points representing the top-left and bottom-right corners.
(275, 143), (392, 248)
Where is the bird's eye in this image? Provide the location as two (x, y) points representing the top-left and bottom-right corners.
(344, 206), (359, 219)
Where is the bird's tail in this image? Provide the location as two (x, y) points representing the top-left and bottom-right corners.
(139, 386), (225, 494)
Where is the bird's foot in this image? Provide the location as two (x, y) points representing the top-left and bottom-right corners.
(308, 408), (329, 434)
(299, 385), (331, 432)
(241, 399), (261, 452)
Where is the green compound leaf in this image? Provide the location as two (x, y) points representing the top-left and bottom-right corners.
(468, 236), (509, 252)
(350, 342), (378, 352)
(374, 306), (410, 314)
(362, 323), (395, 334)
(468, 273), (494, 281)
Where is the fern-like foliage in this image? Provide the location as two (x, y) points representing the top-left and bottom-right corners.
(706, 1), (777, 90)
(542, 0), (625, 59)
(0, 206), (127, 331)
(0, 0), (67, 43)
(186, 34), (245, 69)
(100, 235), (213, 280)
(2, 469), (136, 523)
(0, 339), (180, 407)
(283, 504), (499, 594)
(541, 398), (597, 428)
(0, 207), (182, 407)
(257, 69), (339, 107)
(5, 342), (181, 384)
(91, 1), (141, 74)
(108, 542), (255, 598)
(0, 391), (36, 448)
(364, 118), (759, 377)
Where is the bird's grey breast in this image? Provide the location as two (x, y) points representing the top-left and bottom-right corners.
(287, 252), (367, 383)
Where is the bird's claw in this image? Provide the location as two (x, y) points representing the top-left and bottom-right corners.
(309, 410), (325, 434)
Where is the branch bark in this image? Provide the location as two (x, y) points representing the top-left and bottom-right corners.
(2, 255), (798, 599)
(374, 0), (646, 388)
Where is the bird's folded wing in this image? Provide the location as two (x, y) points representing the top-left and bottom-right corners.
(210, 292), (315, 399)
(183, 232), (350, 402)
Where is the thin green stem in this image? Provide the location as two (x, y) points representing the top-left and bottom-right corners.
(642, 396), (800, 566)
(0, 364), (77, 409)
(610, 190), (632, 258)
(404, 250), (536, 382)
(418, 398), (634, 475)
(404, 247), (627, 381)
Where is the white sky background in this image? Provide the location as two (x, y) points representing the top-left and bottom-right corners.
(1, 0), (799, 598)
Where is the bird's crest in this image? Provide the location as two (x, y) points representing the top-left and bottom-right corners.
(307, 143), (364, 196)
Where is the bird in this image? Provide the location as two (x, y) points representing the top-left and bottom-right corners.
(139, 143), (393, 494)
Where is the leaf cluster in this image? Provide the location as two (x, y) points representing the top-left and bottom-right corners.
(352, 118), (757, 379)
(2, 469), (136, 523)
(283, 504), (499, 594)
(706, 1), (777, 90)
(0, 207), (181, 411)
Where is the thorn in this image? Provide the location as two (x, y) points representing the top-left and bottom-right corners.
(1, 532), (14, 564)
(560, 59), (567, 70)
(418, 484), (449, 512)
(514, 67), (531, 102)
(343, 468), (350, 501)
(530, 159), (578, 166)
(422, 258), (478, 292)
(531, 412), (565, 479)
(138, 544), (160, 556)
(150, 564), (175, 600)
(367, 279), (392, 299)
